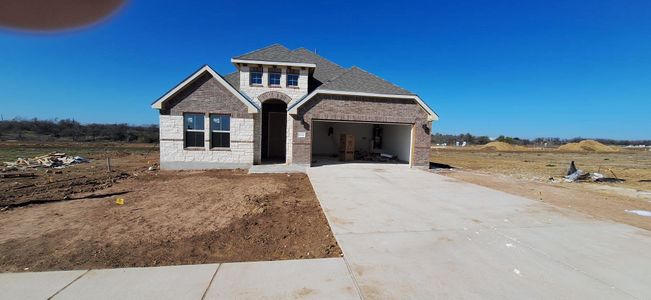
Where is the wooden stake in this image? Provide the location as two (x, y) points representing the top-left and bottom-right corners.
(107, 157), (112, 172)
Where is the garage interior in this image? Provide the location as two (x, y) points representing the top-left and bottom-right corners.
(311, 121), (413, 166)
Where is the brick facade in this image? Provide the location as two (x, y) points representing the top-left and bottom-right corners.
(156, 66), (435, 169)
(162, 73), (252, 119)
(159, 73), (255, 169)
(291, 94), (432, 167)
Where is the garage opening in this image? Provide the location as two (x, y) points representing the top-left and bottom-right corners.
(311, 120), (413, 166)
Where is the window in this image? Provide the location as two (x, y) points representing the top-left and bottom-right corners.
(184, 113), (204, 148)
(211, 114), (230, 148)
(250, 67), (262, 85)
(287, 69), (299, 87)
(268, 68), (281, 86)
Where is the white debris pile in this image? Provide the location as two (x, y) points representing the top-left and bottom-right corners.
(563, 161), (625, 183)
(625, 210), (651, 217)
(2, 152), (89, 171)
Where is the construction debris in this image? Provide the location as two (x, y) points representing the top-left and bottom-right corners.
(0, 172), (36, 178)
(567, 161), (577, 175)
(563, 161), (626, 183)
(625, 210), (651, 217)
(2, 152), (89, 171)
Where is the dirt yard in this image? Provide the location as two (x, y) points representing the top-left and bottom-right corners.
(431, 147), (651, 230)
(0, 142), (340, 272)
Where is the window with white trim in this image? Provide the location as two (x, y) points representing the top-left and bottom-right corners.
(210, 114), (230, 148)
(287, 69), (299, 87)
(250, 67), (262, 85)
(184, 113), (204, 148)
(268, 68), (281, 86)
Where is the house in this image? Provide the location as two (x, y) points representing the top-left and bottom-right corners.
(151, 44), (438, 169)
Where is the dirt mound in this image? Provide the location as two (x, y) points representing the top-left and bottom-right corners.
(480, 141), (528, 152)
(557, 140), (619, 153)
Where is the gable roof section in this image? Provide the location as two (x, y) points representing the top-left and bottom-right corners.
(318, 66), (414, 95)
(287, 67), (438, 121)
(232, 44), (316, 67)
(151, 65), (258, 113)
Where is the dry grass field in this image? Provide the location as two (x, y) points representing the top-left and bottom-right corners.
(431, 146), (651, 230)
(431, 146), (651, 190)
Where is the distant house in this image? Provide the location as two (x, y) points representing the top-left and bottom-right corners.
(151, 44), (438, 169)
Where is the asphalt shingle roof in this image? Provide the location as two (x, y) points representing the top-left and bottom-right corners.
(290, 48), (346, 85)
(233, 44), (414, 95)
(222, 71), (239, 91)
(317, 66), (414, 95)
(233, 44), (314, 64)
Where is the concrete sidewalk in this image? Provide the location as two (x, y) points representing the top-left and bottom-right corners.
(308, 163), (651, 299)
(0, 258), (360, 300)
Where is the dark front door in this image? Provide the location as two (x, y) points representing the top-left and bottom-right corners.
(267, 112), (286, 158)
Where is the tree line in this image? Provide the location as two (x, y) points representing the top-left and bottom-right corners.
(0, 118), (159, 143)
(432, 133), (650, 146)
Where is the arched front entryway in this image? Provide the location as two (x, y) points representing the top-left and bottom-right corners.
(261, 99), (287, 163)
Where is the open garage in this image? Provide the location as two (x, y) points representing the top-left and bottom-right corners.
(311, 120), (413, 166)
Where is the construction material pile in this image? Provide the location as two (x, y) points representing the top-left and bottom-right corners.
(480, 141), (528, 151)
(2, 152), (89, 171)
(563, 161), (624, 183)
(557, 140), (619, 153)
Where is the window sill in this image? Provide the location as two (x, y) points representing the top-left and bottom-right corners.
(287, 86), (300, 89)
(249, 84), (263, 87)
(184, 147), (206, 151)
(210, 147), (231, 151)
(269, 85), (282, 88)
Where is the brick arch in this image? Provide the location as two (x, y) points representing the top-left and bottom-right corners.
(257, 91), (292, 104)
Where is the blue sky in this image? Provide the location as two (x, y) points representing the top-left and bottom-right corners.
(1, 0), (649, 139)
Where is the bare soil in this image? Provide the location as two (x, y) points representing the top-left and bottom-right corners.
(0, 143), (341, 272)
(431, 148), (651, 231)
(431, 147), (651, 190)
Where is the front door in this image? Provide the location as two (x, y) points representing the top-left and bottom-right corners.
(267, 112), (287, 158)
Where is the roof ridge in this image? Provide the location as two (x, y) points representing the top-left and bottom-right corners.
(349, 66), (413, 94)
(233, 43), (287, 58)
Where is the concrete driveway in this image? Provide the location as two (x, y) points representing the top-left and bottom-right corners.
(308, 163), (651, 299)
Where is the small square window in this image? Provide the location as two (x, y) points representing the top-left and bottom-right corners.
(287, 74), (299, 87)
(269, 72), (281, 86)
(250, 67), (262, 85)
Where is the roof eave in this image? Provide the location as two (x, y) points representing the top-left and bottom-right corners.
(288, 89), (439, 121)
(231, 58), (316, 68)
(151, 65), (259, 113)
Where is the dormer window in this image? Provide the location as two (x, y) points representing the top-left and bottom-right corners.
(268, 68), (281, 86)
(287, 69), (299, 87)
(250, 67), (262, 85)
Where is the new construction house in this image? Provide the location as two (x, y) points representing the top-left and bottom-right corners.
(151, 44), (438, 169)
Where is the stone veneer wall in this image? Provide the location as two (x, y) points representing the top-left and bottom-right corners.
(159, 73), (255, 169)
(159, 116), (254, 169)
(238, 65), (308, 105)
(291, 94), (432, 167)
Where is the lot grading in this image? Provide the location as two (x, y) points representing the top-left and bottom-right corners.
(431, 147), (651, 231)
(0, 142), (340, 272)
